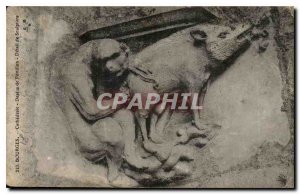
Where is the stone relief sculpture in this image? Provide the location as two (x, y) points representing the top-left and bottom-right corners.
(6, 7), (294, 188)
(51, 14), (272, 185)
(124, 20), (270, 183)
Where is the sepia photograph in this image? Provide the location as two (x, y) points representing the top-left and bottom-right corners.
(6, 6), (295, 188)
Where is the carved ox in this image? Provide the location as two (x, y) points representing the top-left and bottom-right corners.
(127, 22), (269, 165)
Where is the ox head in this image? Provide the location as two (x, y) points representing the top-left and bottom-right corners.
(190, 23), (268, 65)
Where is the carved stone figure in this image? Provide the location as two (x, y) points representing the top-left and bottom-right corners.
(53, 39), (154, 182)
(127, 20), (269, 168)
(50, 14), (276, 186)
(6, 7), (294, 188)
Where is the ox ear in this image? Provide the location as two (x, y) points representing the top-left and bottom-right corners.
(190, 30), (207, 42)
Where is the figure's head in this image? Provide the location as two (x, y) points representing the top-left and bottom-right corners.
(190, 24), (252, 63)
(91, 39), (130, 77)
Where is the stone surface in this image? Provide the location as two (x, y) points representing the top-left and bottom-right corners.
(203, 38), (290, 171)
(6, 7), (294, 188)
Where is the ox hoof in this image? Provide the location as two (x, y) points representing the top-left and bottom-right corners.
(125, 152), (161, 171)
(192, 120), (208, 132)
(143, 141), (158, 154)
(149, 132), (164, 144)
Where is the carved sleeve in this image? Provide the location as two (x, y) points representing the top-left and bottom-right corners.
(68, 61), (117, 121)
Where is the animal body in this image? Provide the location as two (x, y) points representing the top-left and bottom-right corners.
(127, 22), (269, 157)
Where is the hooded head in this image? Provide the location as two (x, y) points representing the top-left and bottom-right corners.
(90, 39), (130, 77)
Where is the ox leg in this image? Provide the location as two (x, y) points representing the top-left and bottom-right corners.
(149, 114), (160, 143)
(191, 83), (209, 131)
(149, 104), (173, 143)
(155, 105), (173, 140)
(135, 111), (149, 142)
(113, 110), (161, 171)
(134, 112), (163, 156)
